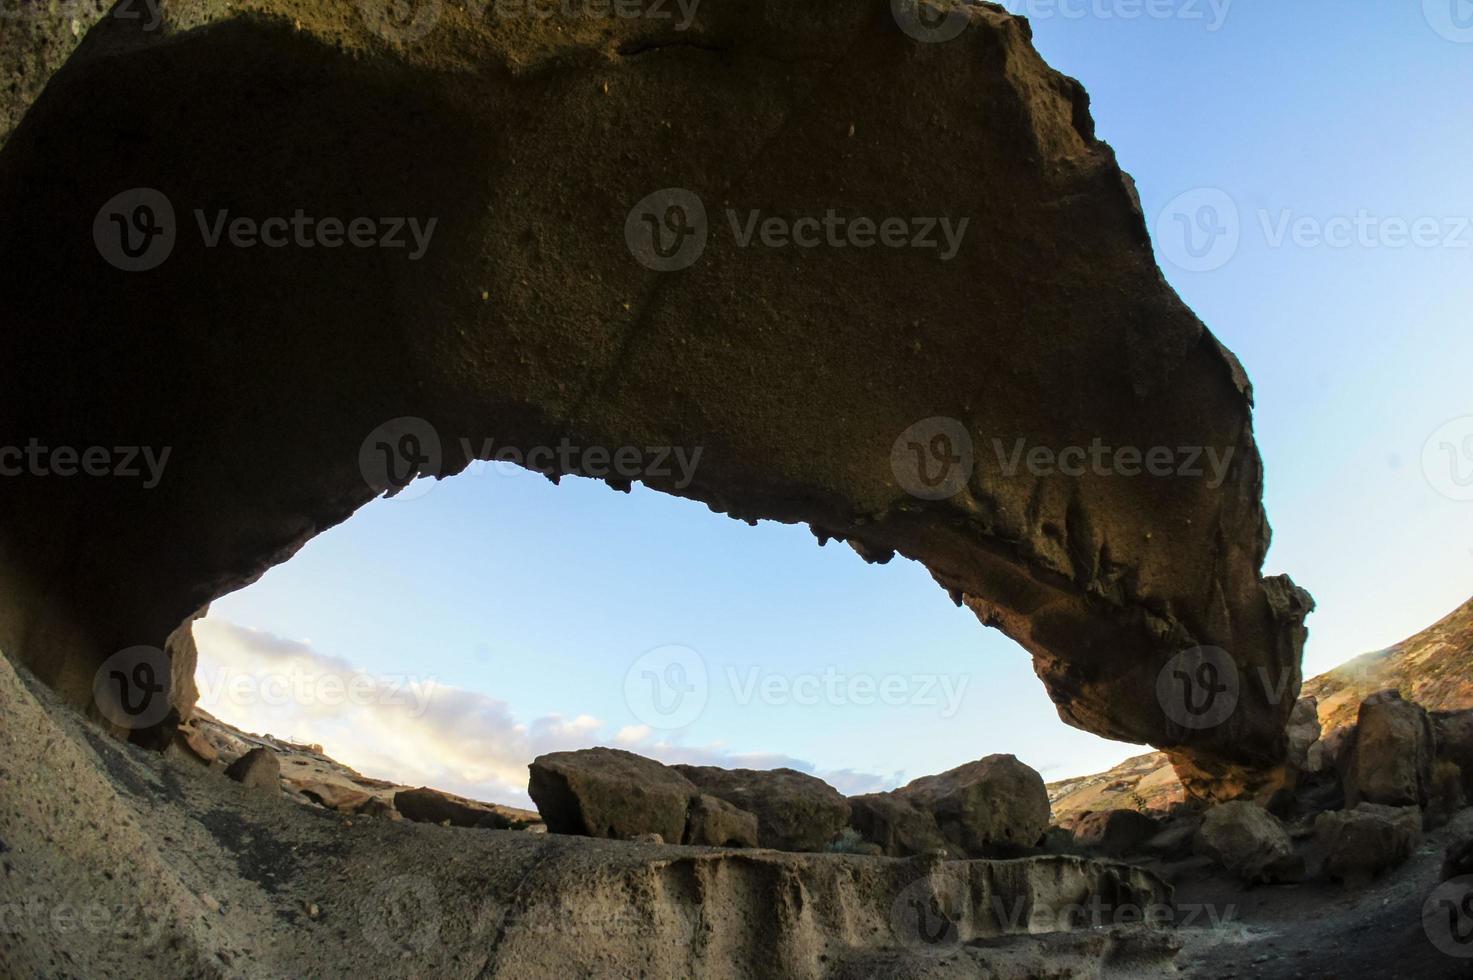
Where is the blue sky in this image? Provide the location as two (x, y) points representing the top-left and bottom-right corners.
(198, 1), (1473, 805)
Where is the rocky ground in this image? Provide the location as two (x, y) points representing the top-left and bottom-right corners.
(3, 648), (1181, 978)
(10, 627), (1473, 976)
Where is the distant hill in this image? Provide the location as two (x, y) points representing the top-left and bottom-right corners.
(1302, 597), (1473, 733)
(1048, 597), (1473, 822)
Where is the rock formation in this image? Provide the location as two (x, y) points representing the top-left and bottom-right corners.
(0, 0), (1309, 797)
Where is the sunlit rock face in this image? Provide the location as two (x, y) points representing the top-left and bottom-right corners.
(0, 0), (1309, 796)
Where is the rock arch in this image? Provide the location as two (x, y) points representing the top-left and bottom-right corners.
(0, 0), (1310, 799)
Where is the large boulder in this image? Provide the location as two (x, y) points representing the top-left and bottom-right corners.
(531, 748), (701, 844)
(1314, 804), (1421, 887)
(0, 0), (1309, 801)
(848, 792), (948, 857)
(1343, 691), (1434, 808)
(1194, 801), (1300, 883)
(1433, 708), (1473, 797)
(1071, 809), (1161, 858)
(893, 755), (1050, 857)
(395, 786), (519, 829)
(674, 765), (849, 852)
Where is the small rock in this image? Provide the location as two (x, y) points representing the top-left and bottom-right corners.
(1314, 803), (1421, 887)
(626, 833), (664, 845)
(224, 748), (280, 797)
(1071, 809), (1161, 858)
(1287, 696), (1324, 773)
(1442, 833), (1473, 881)
(1194, 801), (1301, 883)
(683, 793), (759, 848)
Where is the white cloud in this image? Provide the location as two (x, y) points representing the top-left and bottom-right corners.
(614, 724), (651, 744)
(193, 618), (898, 809)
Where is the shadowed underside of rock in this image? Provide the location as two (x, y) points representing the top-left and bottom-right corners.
(0, 0), (1308, 792)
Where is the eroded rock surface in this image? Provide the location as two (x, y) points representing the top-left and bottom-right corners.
(0, 0), (1308, 794)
